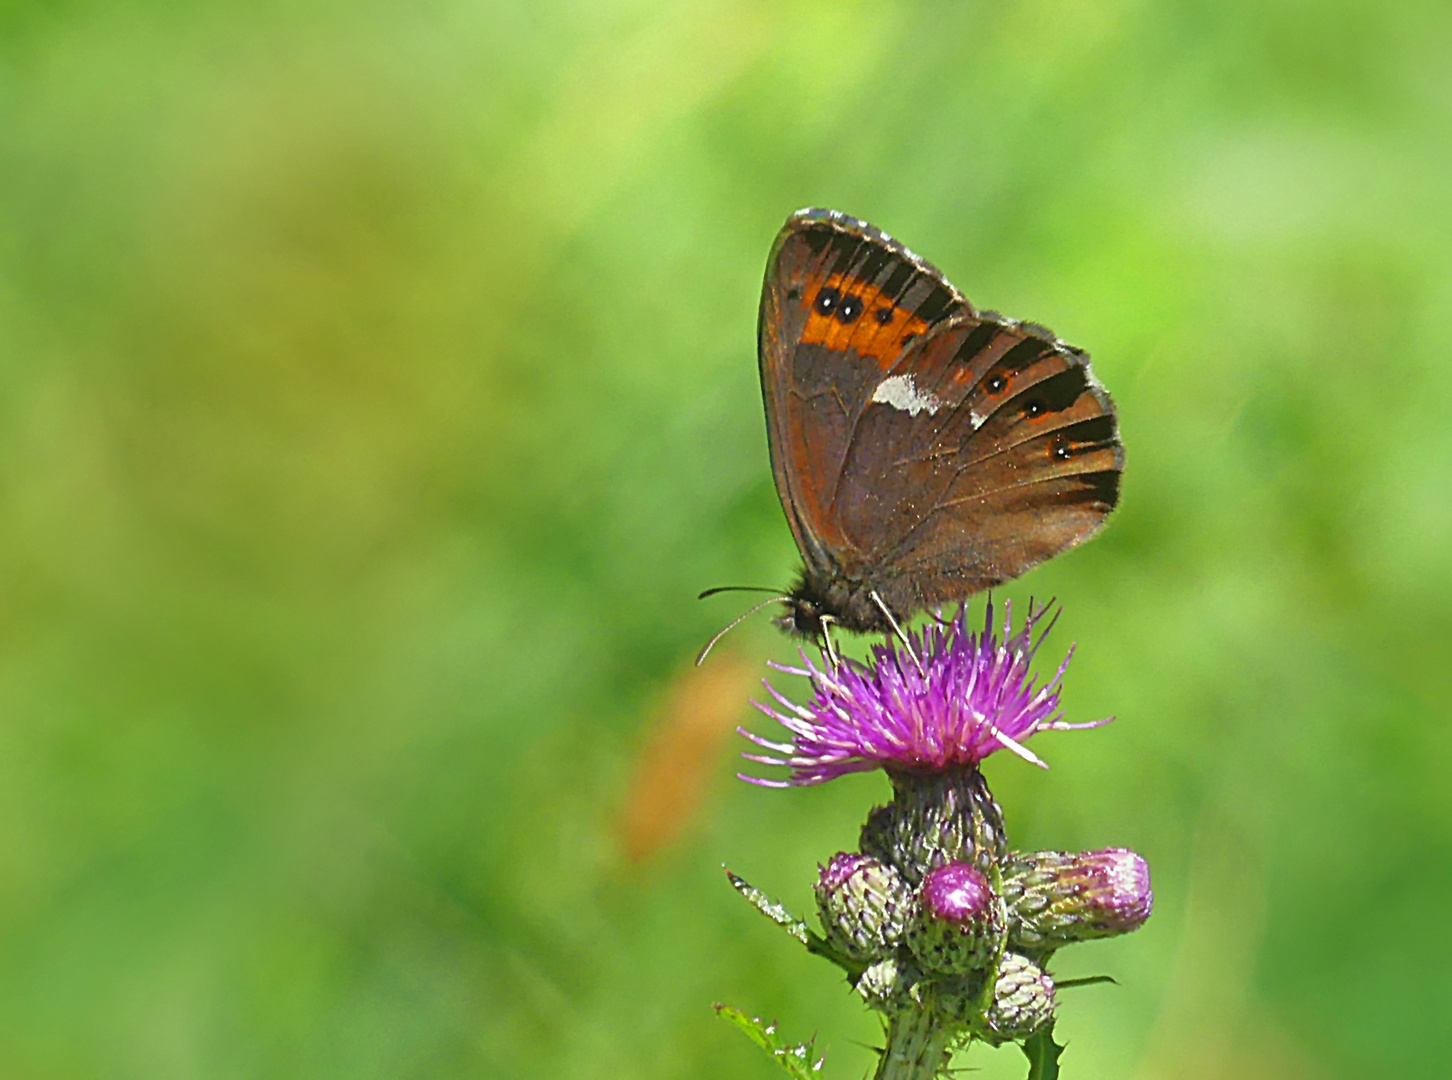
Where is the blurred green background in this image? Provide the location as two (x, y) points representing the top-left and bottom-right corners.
(2, 1), (1449, 1077)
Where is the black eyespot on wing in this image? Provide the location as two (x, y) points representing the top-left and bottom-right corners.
(785, 285), (802, 301)
(1049, 413), (1117, 464)
(1023, 399), (1047, 419)
(837, 294), (863, 323)
(814, 287), (840, 315)
(985, 372), (1009, 395)
(875, 306), (894, 325)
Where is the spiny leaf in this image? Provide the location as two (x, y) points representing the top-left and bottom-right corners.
(1056, 975), (1117, 991)
(723, 867), (862, 972)
(715, 1004), (824, 1078)
(1021, 1023), (1064, 1080)
(725, 868), (810, 944)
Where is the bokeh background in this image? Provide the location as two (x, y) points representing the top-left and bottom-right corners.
(2, 1), (1450, 1077)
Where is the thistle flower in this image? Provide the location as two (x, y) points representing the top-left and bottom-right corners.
(740, 599), (1107, 787)
(721, 597), (1150, 1078)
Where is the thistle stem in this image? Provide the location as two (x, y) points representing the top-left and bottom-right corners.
(874, 1003), (952, 1080)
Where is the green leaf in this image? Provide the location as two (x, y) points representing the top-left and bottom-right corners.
(725, 868), (811, 944)
(715, 1004), (824, 1078)
(724, 867), (863, 973)
(1021, 1024), (1064, 1080)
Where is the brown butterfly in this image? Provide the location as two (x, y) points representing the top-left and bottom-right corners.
(756, 208), (1122, 642)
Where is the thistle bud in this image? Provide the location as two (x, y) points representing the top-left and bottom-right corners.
(1003, 848), (1152, 953)
(854, 957), (903, 1011)
(814, 852), (912, 960)
(860, 768), (1007, 885)
(906, 861), (1006, 975)
(982, 952), (1056, 1044)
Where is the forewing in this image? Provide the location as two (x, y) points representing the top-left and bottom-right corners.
(758, 209), (968, 574)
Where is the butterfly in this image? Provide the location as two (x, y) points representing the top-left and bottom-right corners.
(756, 208), (1122, 642)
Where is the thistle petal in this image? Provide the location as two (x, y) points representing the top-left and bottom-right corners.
(739, 601), (1086, 786)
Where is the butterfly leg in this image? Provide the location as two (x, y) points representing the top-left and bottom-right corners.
(870, 590), (925, 677)
(818, 615), (843, 670)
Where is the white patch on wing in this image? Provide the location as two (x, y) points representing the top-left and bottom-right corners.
(871, 374), (942, 417)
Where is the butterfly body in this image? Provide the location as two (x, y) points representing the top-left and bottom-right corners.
(758, 209), (1123, 640)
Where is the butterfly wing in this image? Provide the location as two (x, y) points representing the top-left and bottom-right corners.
(831, 315), (1122, 616)
(759, 208), (1122, 630)
(758, 209), (968, 582)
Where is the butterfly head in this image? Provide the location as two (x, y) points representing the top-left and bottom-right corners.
(775, 592), (826, 640)
(780, 568), (891, 639)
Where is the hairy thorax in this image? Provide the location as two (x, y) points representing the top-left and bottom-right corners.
(778, 566), (893, 639)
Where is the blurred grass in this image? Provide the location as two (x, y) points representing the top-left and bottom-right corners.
(1, 0), (1450, 1076)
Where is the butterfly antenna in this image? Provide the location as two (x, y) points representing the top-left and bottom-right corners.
(870, 590), (924, 677)
(697, 585), (780, 600)
(695, 596), (790, 666)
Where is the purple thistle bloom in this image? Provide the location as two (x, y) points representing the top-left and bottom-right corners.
(740, 599), (1108, 787)
(910, 860), (1005, 975)
(1078, 848), (1154, 933)
(921, 862), (993, 926)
